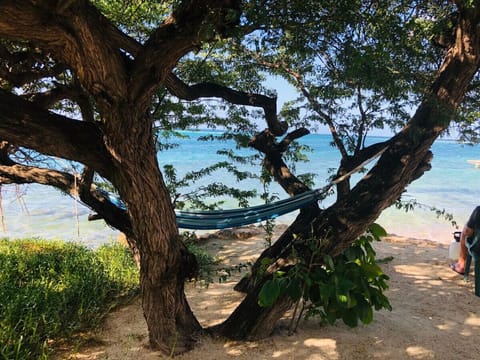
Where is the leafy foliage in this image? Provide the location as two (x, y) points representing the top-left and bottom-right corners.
(258, 224), (392, 328)
(0, 239), (139, 359)
(93, 0), (171, 40)
(1, 1), (480, 350)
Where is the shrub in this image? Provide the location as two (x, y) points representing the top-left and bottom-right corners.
(258, 224), (392, 329)
(0, 239), (139, 359)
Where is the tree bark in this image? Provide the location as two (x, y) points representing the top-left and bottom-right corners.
(102, 107), (202, 354)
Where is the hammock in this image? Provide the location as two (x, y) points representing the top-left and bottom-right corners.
(175, 187), (325, 229)
(100, 147), (387, 230)
(103, 186), (326, 230)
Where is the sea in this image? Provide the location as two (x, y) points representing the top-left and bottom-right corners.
(0, 131), (478, 247)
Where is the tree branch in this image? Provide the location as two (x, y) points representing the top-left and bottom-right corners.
(129, 0), (243, 105)
(242, 48), (350, 156)
(0, 89), (114, 177)
(164, 73), (287, 136)
(340, 140), (392, 174)
(0, 44), (67, 87)
(0, 1), (130, 106)
(249, 129), (311, 195)
(355, 83), (367, 154)
(0, 155), (132, 235)
(77, 168), (133, 236)
(0, 1), (245, 114)
(277, 128), (310, 152)
(315, 6), (480, 256)
(29, 82), (84, 108)
(288, 70), (349, 159)
(0, 163), (75, 189)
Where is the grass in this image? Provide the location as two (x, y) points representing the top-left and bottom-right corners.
(0, 238), (139, 360)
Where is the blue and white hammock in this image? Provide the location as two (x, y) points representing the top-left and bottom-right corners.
(101, 148), (386, 230)
(104, 186), (326, 230)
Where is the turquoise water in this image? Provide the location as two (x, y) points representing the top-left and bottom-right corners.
(1, 132), (479, 246)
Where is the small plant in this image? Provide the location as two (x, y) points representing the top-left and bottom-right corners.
(263, 219), (276, 246)
(257, 224), (392, 330)
(182, 232), (222, 285)
(182, 231), (252, 285)
(395, 198), (458, 229)
(216, 262), (252, 283)
(259, 168), (278, 247)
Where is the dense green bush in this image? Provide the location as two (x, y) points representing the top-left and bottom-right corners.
(258, 224), (392, 329)
(0, 239), (139, 360)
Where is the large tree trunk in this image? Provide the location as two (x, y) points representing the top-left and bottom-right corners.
(106, 108), (201, 354)
(217, 206), (319, 338)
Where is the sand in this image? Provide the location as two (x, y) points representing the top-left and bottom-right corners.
(54, 226), (480, 360)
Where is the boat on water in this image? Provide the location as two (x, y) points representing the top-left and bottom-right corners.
(467, 160), (480, 168)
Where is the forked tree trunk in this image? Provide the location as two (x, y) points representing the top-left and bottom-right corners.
(106, 108), (201, 354)
(217, 116), (443, 340)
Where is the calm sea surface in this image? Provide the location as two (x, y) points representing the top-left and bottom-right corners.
(1, 132), (479, 246)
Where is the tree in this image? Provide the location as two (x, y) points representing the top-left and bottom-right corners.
(0, 0), (245, 354)
(0, 0), (479, 356)
(216, 0), (480, 338)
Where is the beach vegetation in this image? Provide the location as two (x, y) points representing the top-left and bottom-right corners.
(0, 0), (480, 356)
(258, 224), (391, 330)
(0, 238), (139, 359)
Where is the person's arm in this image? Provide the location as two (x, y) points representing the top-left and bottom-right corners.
(461, 225), (474, 247)
(458, 208), (478, 266)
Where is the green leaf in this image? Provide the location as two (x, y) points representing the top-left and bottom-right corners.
(337, 293), (349, 305)
(324, 255), (335, 271)
(286, 277), (303, 302)
(277, 277), (288, 293)
(324, 305), (339, 325)
(342, 309), (359, 328)
(338, 278), (356, 292)
(344, 245), (363, 262)
(358, 303), (374, 324)
(309, 267), (327, 282)
(363, 241), (377, 261)
(369, 223), (387, 239)
(258, 279), (281, 307)
(360, 263), (384, 279)
(318, 283), (335, 301)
